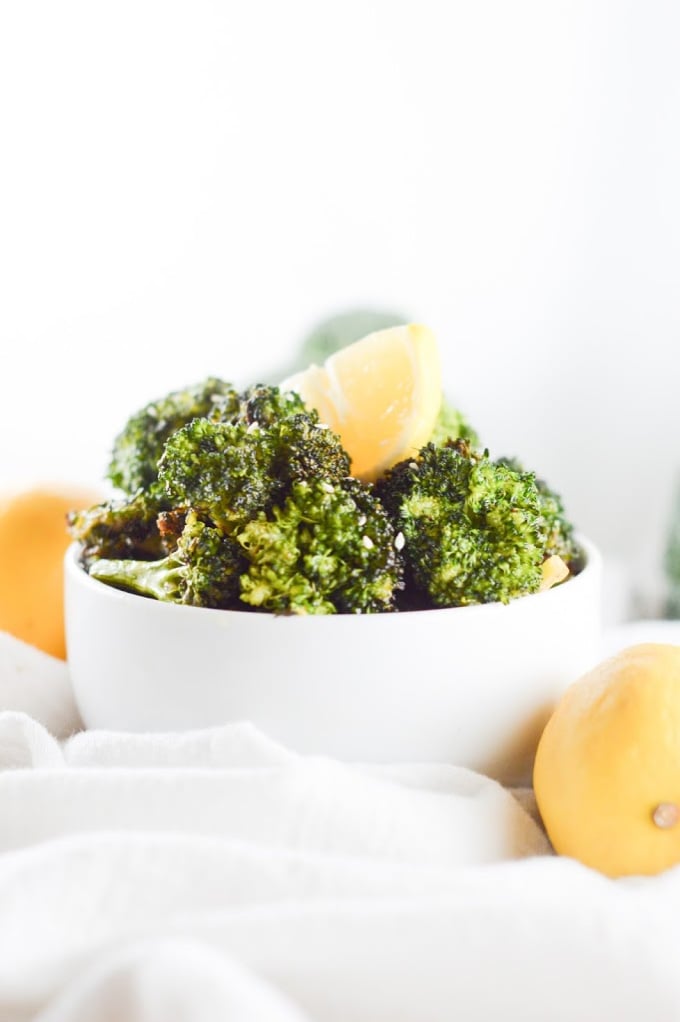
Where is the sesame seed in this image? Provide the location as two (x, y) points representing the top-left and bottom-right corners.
(247, 421), (260, 434)
(320, 481), (335, 493)
(357, 514), (367, 527)
(362, 535), (374, 550)
(394, 532), (405, 551)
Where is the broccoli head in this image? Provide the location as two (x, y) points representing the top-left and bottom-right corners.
(270, 412), (351, 484)
(237, 478), (404, 615)
(158, 418), (279, 533)
(108, 377), (240, 495)
(496, 456), (580, 567)
(157, 399), (351, 533)
(237, 384), (307, 427)
(375, 439), (547, 607)
(236, 386), (351, 478)
(67, 489), (168, 567)
(88, 510), (245, 608)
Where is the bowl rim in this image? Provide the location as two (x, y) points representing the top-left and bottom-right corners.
(65, 532), (601, 622)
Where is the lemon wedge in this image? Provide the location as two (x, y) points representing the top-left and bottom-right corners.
(539, 555), (570, 592)
(281, 323), (442, 482)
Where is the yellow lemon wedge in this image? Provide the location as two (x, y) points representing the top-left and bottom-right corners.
(280, 323), (442, 482)
(534, 643), (680, 877)
(538, 555), (570, 592)
(0, 485), (102, 659)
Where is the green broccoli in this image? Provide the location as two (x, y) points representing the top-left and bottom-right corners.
(158, 417), (279, 533)
(157, 391), (351, 532)
(108, 377), (240, 495)
(67, 489), (169, 567)
(496, 457), (579, 566)
(375, 439), (551, 608)
(270, 412), (351, 484)
(88, 510), (245, 608)
(237, 383), (308, 427)
(237, 478), (404, 614)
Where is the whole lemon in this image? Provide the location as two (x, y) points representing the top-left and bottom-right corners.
(534, 643), (680, 878)
(0, 486), (101, 660)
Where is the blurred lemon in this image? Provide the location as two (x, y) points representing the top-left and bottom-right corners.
(0, 485), (101, 660)
(534, 643), (680, 877)
(281, 323), (442, 482)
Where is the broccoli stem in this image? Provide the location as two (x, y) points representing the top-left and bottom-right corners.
(89, 556), (184, 602)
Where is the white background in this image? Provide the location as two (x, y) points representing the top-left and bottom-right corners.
(1, 1), (679, 613)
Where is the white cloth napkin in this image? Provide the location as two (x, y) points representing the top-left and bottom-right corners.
(2, 624), (680, 1021)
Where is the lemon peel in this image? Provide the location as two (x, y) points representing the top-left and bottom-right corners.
(534, 643), (680, 877)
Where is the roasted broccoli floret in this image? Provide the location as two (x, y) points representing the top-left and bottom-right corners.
(157, 395), (351, 533)
(79, 380), (371, 612)
(236, 386), (351, 479)
(430, 399), (480, 449)
(375, 439), (549, 607)
(237, 478), (404, 615)
(108, 377), (240, 495)
(236, 387), (351, 481)
(237, 384), (307, 427)
(270, 412), (351, 484)
(497, 457), (579, 566)
(88, 510), (245, 608)
(158, 418), (279, 533)
(67, 489), (168, 567)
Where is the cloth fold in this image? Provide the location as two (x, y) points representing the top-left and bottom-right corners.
(0, 634), (81, 741)
(0, 712), (547, 863)
(2, 623), (680, 1020)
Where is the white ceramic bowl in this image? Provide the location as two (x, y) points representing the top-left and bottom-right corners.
(65, 536), (603, 785)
